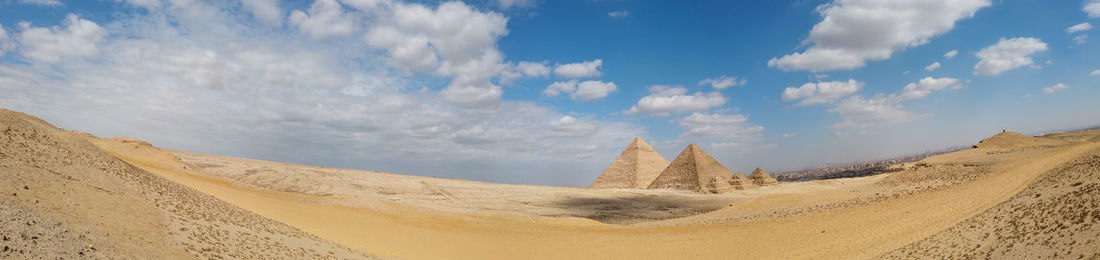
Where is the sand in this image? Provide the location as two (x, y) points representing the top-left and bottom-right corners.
(4, 108), (1100, 259)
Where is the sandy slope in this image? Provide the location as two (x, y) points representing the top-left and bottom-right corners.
(5, 106), (1100, 259)
(95, 127), (1100, 258)
(0, 109), (372, 259)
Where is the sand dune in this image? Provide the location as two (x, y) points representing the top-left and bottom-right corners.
(4, 107), (1100, 259)
(0, 109), (371, 259)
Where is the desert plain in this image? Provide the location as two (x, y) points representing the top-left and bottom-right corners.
(2, 107), (1100, 259)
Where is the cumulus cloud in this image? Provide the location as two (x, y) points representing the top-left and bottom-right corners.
(241, 0), (284, 26)
(608, 11), (630, 18)
(0, 0), (647, 187)
(365, 1), (510, 108)
(627, 85), (727, 116)
(1042, 83), (1069, 94)
(1087, 1), (1100, 18)
(786, 77), (957, 129)
(15, 14), (107, 63)
(698, 75), (746, 90)
(892, 77), (960, 101)
(973, 37), (1048, 76)
(553, 59), (602, 78)
(18, 0), (62, 6)
(924, 62), (941, 71)
(549, 116), (599, 137)
(289, 0), (357, 39)
(541, 80), (616, 101)
(542, 80), (576, 97)
(781, 79), (864, 106)
(944, 50), (958, 59)
(767, 0), (990, 72)
(1092, 69), (1100, 76)
(1067, 22), (1093, 34)
(500, 61), (549, 85)
(572, 81), (617, 101)
(676, 112), (764, 147)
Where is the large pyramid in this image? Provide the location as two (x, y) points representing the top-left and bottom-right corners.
(748, 168), (778, 186)
(590, 137), (670, 189)
(646, 144), (737, 194)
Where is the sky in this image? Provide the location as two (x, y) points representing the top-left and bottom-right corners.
(0, 0), (1098, 187)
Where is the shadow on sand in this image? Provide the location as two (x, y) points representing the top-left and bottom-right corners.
(552, 194), (734, 225)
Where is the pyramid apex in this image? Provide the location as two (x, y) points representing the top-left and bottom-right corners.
(627, 137), (655, 151)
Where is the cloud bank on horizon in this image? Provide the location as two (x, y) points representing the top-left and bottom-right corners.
(0, 0), (1097, 186)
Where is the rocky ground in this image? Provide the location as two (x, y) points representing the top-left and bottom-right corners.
(0, 109), (372, 259)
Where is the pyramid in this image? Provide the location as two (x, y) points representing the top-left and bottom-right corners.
(728, 172), (757, 190)
(589, 137), (670, 189)
(646, 144), (737, 194)
(748, 168), (778, 186)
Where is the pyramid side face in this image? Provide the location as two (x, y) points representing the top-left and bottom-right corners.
(590, 138), (669, 189)
(687, 145), (735, 188)
(647, 146), (702, 192)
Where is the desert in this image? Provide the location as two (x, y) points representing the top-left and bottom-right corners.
(3, 107), (1100, 259)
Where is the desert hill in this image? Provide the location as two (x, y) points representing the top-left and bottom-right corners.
(0, 109), (371, 259)
(3, 107), (1100, 259)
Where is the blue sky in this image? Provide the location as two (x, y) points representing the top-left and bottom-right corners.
(1, 0), (1098, 187)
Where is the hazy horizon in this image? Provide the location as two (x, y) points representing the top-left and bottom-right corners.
(1, 0), (1098, 186)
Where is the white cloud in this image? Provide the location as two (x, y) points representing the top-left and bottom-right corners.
(892, 77), (959, 101)
(0, 5), (649, 187)
(572, 80), (617, 101)
(541, 80), (616, 101)
(1042, 83), (1069, 94)
(16, 14), (107, 63)
(241, 0), (284, 26)
(1073, 34), (1088, 45)
(365, 1), (510, 108)
(608, 11), (630, 18)
(828, 95), (919, 129)
(548, 116), (598, 137)
(973, 37), (1048, 76)
(18, 0), (62, 6)
(677, 112), (764, 146)
(627, 85), (727, 116)
(781, 79), (863, 106)
(496, 0), (535, 10)
(1067, 22), (1093, 34)
(1087, 1), (1100, 18)
(553, 59), (602, 78)
(289, 0), (356, 39)
(698, 75), (746, 90)
(542, 80), (576, 97)
(792, 77), (955, 129)
(1091, 69), (1100, 76)
(0, 26), (13, 56)
(924, 62), (941, 71)
(944, 49), (958, 59)
(500, 61), (549, 85)
(767, 0), (990, 72)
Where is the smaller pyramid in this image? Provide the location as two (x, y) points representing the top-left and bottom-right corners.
(728, 172), (756, 190)
(748, 168), (778, 186)
(590, 137), (670, 189)
(647, 144), (736, 193)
